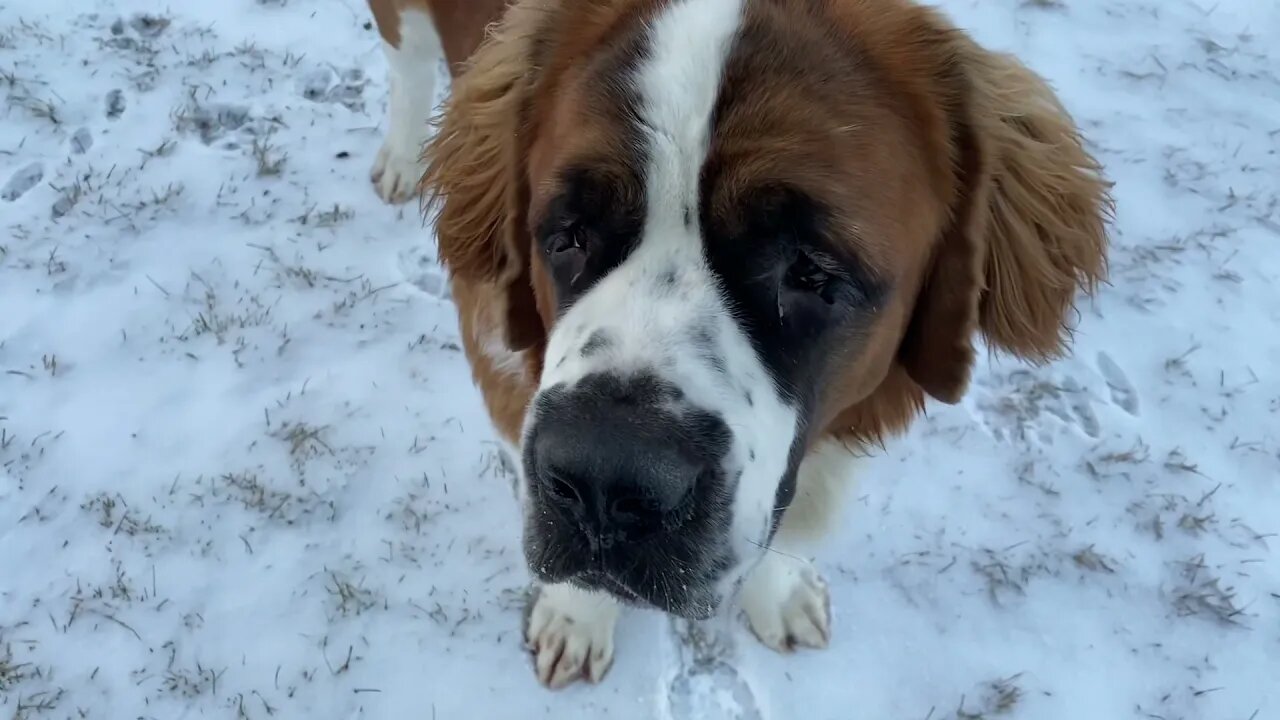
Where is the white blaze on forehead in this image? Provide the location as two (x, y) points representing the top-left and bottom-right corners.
(635, 0), (747, 235)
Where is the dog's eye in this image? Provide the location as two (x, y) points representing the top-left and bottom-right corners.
(547, 228), (584, 256)
(784, 253), (831, 298)
(782, 250), (843, 306)
(775, 248), (863, 323)
(545, 224), (590, 286)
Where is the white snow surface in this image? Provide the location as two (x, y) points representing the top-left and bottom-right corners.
(2, 0), (1279, 718)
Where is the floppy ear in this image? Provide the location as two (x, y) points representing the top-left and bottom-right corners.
(900, 32), (1113, 403)
(420, 2), (546, 351)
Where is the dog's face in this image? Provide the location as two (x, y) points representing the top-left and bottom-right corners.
(518, 1), (937, 619)
(426, 0), (1110, 619)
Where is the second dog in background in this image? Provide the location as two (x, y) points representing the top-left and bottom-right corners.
(366, 0), (506, 203)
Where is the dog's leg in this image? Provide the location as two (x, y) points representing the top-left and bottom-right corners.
(740, 439), (857, 652)
(740, 542), (831, 652)
(525, 582), (619, 689)
(369, 2), (441, 203)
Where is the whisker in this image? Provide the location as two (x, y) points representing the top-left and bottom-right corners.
(744, 535), (807, 563)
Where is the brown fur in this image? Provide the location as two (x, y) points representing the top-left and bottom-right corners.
(819, 0), (1113, 444)
(368, 0), (509, 71)
(896, 12), (1113, 407)
(419, 0), (1112, 455)
(420, 0), (551, 360)
(450, 279), (537, 443)
(416, 0), (557, 444)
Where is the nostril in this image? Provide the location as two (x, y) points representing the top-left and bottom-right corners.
(609, 495), (662, 525)
(542, 469), (584, 507)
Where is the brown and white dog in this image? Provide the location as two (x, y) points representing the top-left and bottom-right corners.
(367, 0), (1111, 690)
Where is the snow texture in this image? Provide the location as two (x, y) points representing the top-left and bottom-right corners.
(2, 1), (1278, 718)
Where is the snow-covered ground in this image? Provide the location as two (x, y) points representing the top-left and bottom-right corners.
(2, 0), (1278, 717)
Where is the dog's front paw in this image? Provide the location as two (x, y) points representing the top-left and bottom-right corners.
(740, 552), (831, 652)
(524, 583), (619, 689)
(370, 139), (424, 204)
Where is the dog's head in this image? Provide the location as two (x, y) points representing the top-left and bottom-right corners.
(423, 0), (1110, 618)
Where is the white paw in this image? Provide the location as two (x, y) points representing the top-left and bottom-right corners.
(740, 552), (831, 652)
(370, 139), (424, 204)
(524, 583), (619, 689)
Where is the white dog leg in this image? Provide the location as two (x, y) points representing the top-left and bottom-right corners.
(371, 8), (441, 203)
(740, 544), (831, 651)
(740, 439), (858, 651)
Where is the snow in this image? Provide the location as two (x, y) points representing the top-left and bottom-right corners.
(1, 0), (1278, 718)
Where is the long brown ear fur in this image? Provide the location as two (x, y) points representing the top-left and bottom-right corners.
(419, 2), (546, 351)
(902, 26), (1114, 403)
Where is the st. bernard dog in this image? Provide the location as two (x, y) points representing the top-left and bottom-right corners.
(367, 0), (1112, 690)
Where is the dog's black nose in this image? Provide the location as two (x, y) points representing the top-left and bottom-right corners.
(535, 427), (701, 538)
(527, 374), (726, 542)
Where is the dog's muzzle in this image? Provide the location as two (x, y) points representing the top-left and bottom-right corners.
(521, 372), (733, 615)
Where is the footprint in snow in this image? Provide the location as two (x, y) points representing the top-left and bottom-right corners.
(1060, 375), (1101, 439)
(1096, 351), (1139, 416)
(71, 127), (93, 154)
(174, 103), (254, 145)
(397, 246), (449, 299)
(971, 369), (1106, 443)
(105, 89), (126, 120)
(107, 13), (170, 40)
(664, 618), (762, 720)
(299, 66), (367, 112)
(3, 163), (44, 202)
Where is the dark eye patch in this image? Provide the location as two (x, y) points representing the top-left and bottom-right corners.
(699, 182), (887, 405)
(745, 186), (883, 306)
(534, 167), (646, 311)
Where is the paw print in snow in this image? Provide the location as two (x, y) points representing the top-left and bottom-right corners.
(397, 246), (449, 299)
(103, 13), (171, 51)
(971, 369), (1102, 443)
(665, 620), (763, 720)
(1096, 351), (1140, 416)
(298, 66), (367, 112)
(3, 163), (44, 202)
(70, 128), (93, 154)
(105, 89), (126, 120)
(174, 103), (278, 148)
